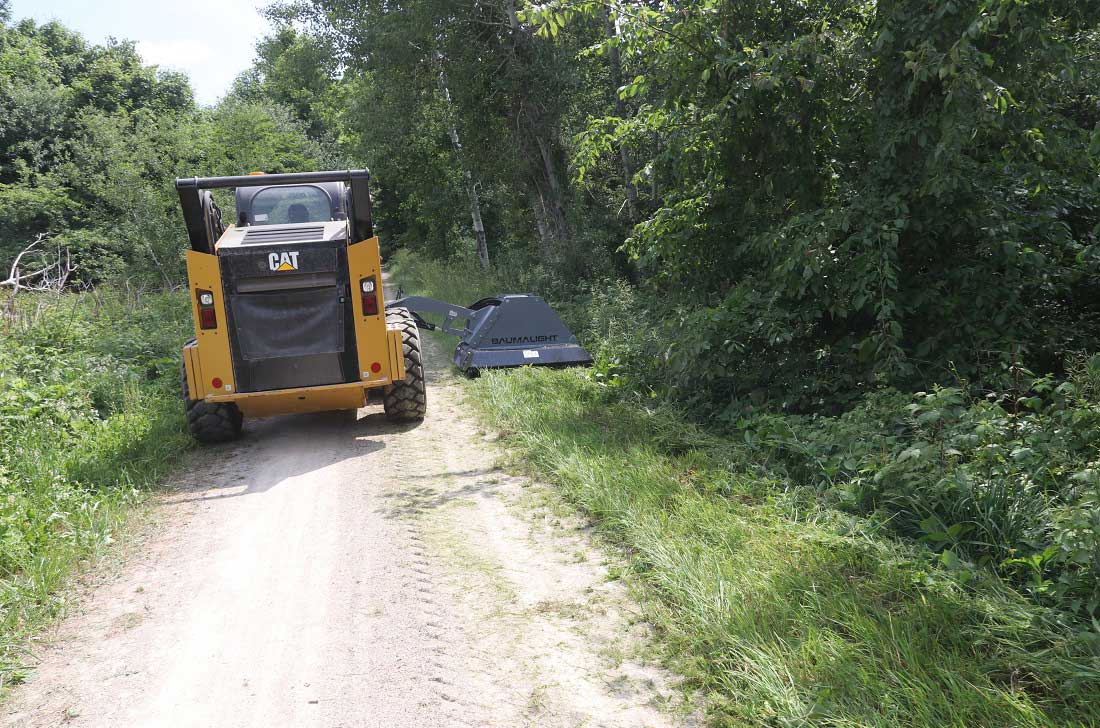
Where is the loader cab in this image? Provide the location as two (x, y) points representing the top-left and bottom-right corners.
(176, 169), (374, 257)
(235, 183), (347, 227)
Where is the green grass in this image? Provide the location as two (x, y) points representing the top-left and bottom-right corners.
(392, 249), (1100, 727)
(470, 369), (1098, 727)
(389, 248), (508, 307)
(0, 289), (192, 689)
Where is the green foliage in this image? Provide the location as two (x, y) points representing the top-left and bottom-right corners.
(389, 249), (507, 308)
(255, 0), (1100, 413)
(465, 365), (1100, 727)
(526, 0), (1100, 408)
(231, 26), (340, 141)
(204, 99), (339, 176)
(0, 290), (192, 687)
(273, 0), (619, 266)
(741, 363), (1100, 622)
(0, 13), (334, 285)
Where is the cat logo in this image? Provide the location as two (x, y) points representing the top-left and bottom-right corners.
(268, 251), (300, 272)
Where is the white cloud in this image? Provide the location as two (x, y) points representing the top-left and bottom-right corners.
(12, 0), (272, 105)
(135, 39), (216, 69)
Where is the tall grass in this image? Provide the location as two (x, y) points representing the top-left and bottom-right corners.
(473, 369), (1098, 727)
(0, 289), (191, 688)
(389, 249), (509, 308)
(394, 250), (1100, 727)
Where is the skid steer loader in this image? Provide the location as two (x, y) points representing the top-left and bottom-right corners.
(176, 170), (590, 443)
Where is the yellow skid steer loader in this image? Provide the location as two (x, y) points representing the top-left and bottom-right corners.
(176, 169), (590, 443)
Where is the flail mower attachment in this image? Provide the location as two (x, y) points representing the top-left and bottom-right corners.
(385, 295), (592, 375)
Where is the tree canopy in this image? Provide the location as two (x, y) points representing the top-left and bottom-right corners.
(240, 0), (1099, 413)
(0, 13), (334, 283)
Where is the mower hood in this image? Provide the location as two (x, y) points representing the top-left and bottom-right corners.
(386, 294), (592, 374)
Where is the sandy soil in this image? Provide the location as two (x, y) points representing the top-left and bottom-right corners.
(3, 332), (698, 727)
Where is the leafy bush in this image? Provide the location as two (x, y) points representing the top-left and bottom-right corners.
(742, 365), (1100, 622)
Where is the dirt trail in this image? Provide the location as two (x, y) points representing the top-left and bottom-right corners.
(4, 332), (696, 727)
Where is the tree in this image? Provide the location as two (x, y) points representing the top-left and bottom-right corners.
(269, 0), (593, 268)
(0, 15), (334, 285)
(438, 71), (490, 269)
(528, 0), (1100, 407)
(233, 25), (338, 139)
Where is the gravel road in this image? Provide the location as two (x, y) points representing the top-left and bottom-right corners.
(4, 333), (696, 727)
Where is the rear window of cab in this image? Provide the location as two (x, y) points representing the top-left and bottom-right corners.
(251, 186), (332, 225)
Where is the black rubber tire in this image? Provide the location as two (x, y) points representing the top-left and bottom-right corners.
(383, 308), (427, 421)
(181, 340), (244, 444)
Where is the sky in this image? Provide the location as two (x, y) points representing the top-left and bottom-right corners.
(10, 0), (273, 105)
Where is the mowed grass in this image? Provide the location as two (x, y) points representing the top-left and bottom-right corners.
(469, 369), (1098, 727)
(0, 290), (192, 689)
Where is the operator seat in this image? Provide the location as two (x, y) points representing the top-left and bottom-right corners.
(288, 203), (310, 223)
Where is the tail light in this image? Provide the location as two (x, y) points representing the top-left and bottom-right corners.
(360, 277), (379, 316)
(196, 289), (217, 330)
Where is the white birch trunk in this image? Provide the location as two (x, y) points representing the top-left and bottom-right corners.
(439, 71), (490, 270)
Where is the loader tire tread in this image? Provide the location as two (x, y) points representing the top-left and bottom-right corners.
(181, 341), (244, 444)
(384, 308), (427, 421)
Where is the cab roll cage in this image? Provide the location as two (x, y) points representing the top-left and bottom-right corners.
(175, 169), (374, 254)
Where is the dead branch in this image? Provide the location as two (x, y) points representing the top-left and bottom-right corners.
(1, 234), (77, 293)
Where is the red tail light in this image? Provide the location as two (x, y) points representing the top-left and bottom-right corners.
(196, 289), (217, 330)
(360, 277), (379, 316)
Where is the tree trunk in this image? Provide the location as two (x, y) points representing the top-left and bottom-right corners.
(439, 70), (490, 270)
(606, 9), (636, 223)
(504, 0), (521, 32)
(533, 130), (569, 242)
(651, 132), (660, 202)
(504, 0), (571, 252)
(529, 189), (554, 263)
(466, 177), (489, 270)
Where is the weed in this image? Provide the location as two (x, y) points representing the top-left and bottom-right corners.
(0, 289), (191, 689)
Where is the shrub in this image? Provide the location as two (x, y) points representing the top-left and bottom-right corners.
(744, 370), (1100, 621)
(0, 289), (191, 685)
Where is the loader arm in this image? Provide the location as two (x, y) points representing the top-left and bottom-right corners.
(386, 296), (480, 338)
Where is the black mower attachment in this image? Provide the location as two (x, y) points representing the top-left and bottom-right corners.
(386, 295), (592, 375)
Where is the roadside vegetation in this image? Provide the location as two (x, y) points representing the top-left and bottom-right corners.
(0, 290), (190, 687)
(396, 251), (1100, 727)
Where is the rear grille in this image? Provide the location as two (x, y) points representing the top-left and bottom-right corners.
(236, 272), (339, 293)
(243, 226), (326, 244)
